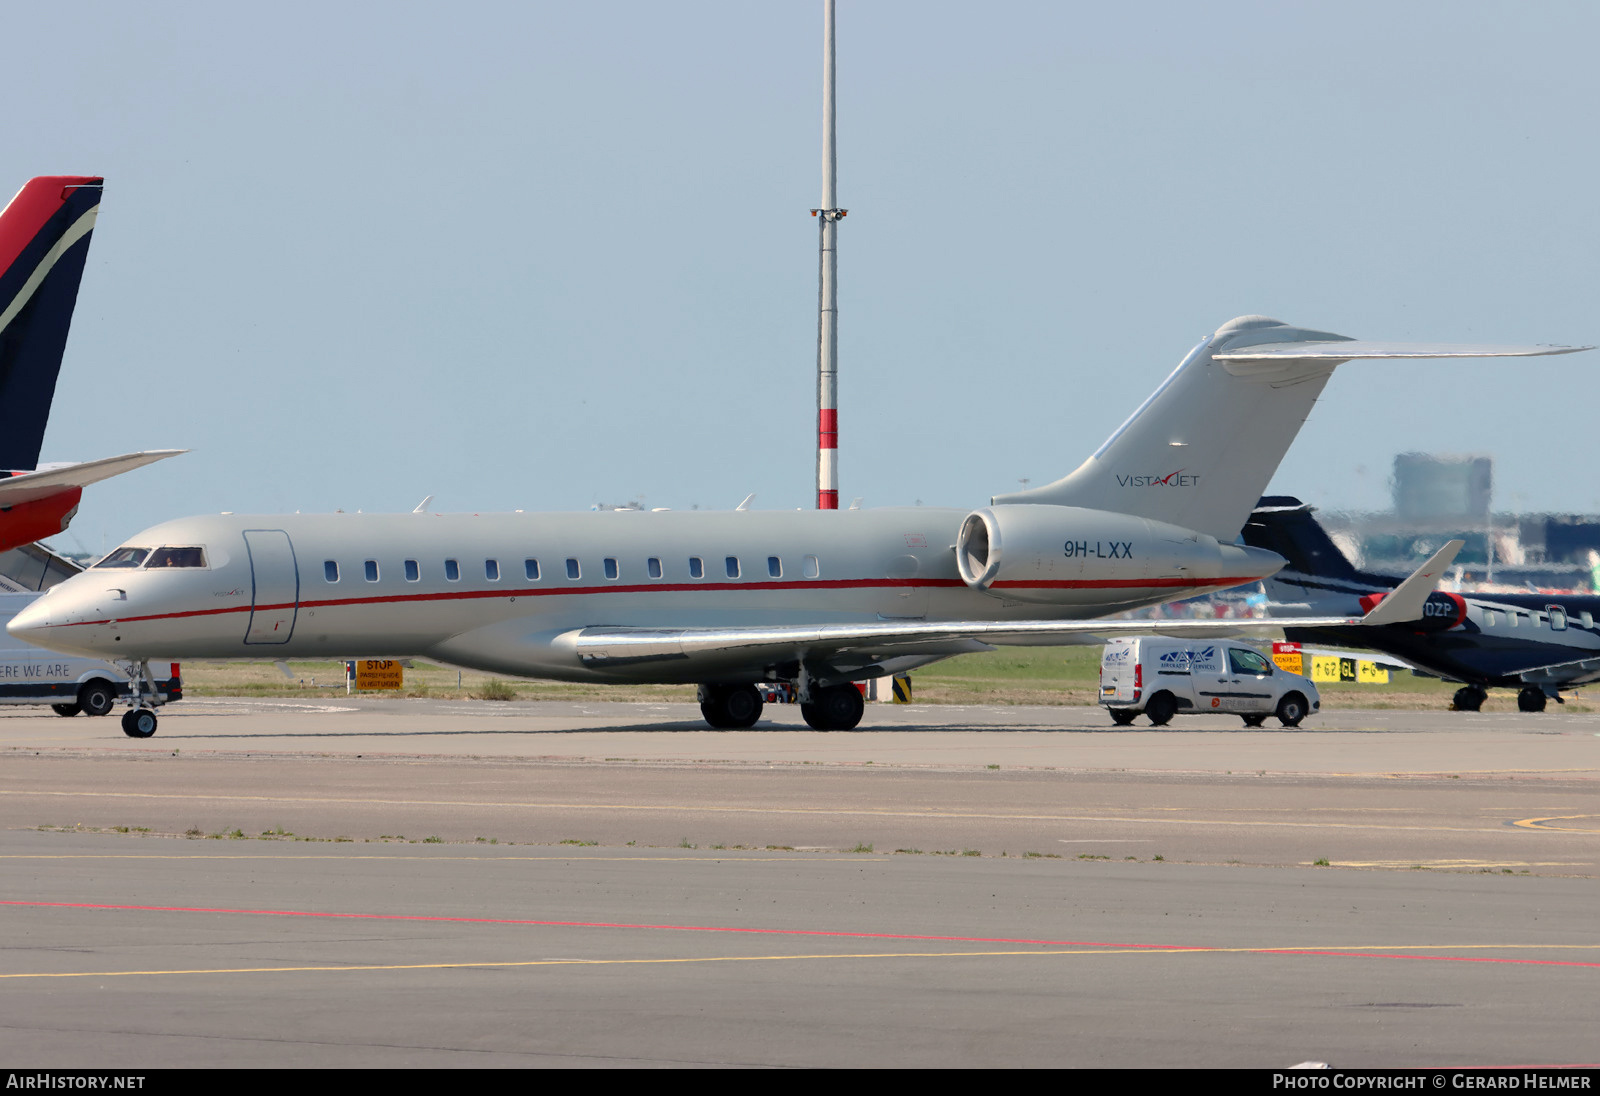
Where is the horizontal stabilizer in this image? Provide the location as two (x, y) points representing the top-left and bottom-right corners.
(1216, 341), (1589, 362)
(0, 450), (186, 506)
(1355, 540), (1463, 626)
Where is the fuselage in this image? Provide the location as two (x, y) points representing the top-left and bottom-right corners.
(9, 507), (1279, 685)
(1273, 571), (1600, 687)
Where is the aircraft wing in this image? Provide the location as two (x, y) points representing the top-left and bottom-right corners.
(1518, 657), (1600, 690)
(563, 541), (1463, 676)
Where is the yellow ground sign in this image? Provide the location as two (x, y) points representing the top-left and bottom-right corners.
(354, 659), (404, 690)
(1309, 655), (1388, 684)
(1272, 650), (1304, 675)
(1310, 656), (1343, 683)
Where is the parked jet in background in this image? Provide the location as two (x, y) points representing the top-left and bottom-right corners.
(0, 175), (182, 552)
(1244, 497), (1600, 712)
(10, 316), (1581, 736)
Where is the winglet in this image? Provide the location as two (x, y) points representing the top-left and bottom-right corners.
(1357, 539), (1464, 626)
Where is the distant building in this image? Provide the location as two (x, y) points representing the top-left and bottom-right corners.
(1391, 453), (1492, 523)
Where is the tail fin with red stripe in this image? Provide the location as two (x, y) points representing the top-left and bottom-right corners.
(0, 175), (103, 471)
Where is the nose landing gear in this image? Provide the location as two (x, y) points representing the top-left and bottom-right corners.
(116, 659), (166, 738)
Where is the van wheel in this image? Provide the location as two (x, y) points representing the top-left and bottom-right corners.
(51, 704), (81, 717)
(1144, 692), (1177, 727)
(1276, 692), (1308, 728)
(1109, 709), (1137, 726)
(78, 680), (117, 718)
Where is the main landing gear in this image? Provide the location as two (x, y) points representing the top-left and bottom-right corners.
(696, 680), (866, 731)
(800, 683), (865, 732)
(698, 684), (764, 729)
(1517, 686), (1549, 714)
(1452, 685), (1487, 712)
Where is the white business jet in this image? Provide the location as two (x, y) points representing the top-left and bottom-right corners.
(8, 317), (1580, 737)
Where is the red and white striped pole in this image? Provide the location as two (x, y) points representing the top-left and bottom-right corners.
(813, 0), (844, 510)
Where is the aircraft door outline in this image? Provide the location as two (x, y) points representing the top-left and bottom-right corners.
(243, 529), (299, 644)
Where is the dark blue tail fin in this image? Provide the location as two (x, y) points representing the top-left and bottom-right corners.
(0, 176), (102, 471)
(1240, 496), (1364, 582)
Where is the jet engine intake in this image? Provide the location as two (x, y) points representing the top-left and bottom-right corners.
(955, 504), (1284, 605)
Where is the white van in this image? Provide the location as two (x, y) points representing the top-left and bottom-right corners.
(0, 591), (181, 719)
(1098, 637), (1318, 727)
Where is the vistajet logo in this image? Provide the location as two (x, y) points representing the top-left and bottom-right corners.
(1116, 469), (1200, 488)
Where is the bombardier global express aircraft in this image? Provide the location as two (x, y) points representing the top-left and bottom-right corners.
(8, 316), (1582, 736)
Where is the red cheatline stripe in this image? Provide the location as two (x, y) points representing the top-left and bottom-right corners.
(41, 573), (1268, 630)
(2, 900), (1595, 968)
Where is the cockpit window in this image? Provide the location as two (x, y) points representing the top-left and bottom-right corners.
(147, 547), (206, 569)
(94, 547), (150, 569)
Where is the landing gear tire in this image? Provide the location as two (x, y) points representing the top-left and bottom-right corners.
(1109, 709), (1138, 726)
(78, 680), (117, 718)
(1517, 686), (1548, 714)
(801, 684), (865, 731)
(121, 709), (157, 738)
(1241, 714), (1267, 728)
(698, 684), (764, 729)
(1451, 686), (1487, 712)
(51, 704), (81, 717)
(1144, 692), (1176, 727)
(1275, 692), (1309, 728)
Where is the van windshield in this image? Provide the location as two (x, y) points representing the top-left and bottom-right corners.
(94, 547), (150, 569)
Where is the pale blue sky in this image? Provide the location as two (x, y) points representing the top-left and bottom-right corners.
(8, 1), (1597, 553)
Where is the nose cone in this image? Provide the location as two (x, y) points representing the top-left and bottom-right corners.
(5, 581), (120, 658)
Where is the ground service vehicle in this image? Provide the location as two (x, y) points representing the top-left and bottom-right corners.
(1099, 636), (1319, 727)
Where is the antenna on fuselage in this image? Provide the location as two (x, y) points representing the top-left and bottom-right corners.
(811, 0), (845, 511)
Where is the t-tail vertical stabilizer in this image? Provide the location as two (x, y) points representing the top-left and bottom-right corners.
(992, 316), (1589, 542)
(0, 176), (103, 471)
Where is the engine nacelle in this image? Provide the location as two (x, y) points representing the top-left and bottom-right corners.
(955, 504), (1285, 606)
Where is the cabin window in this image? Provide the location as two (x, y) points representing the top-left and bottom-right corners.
(1549, 606), (1568, 631)
(95, 547), (150, 569)
(725, 556), (740, 579)
(445, 559), (460, 582)
(767, 556), (781, 578)
(647, 557), (662, 579)
(525, 559), (540, 581)
(689, 557), (704, 579)
(485, 559), (500, 581)
(404, 560), (420, 582)
(364, 560), (379, 582)
(803, 555), (820, 579)
(147, 547), (206, 569)
(604, 558), (619, 580)
(566, 558), (581, 580)
(324, 560), (339, 583)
